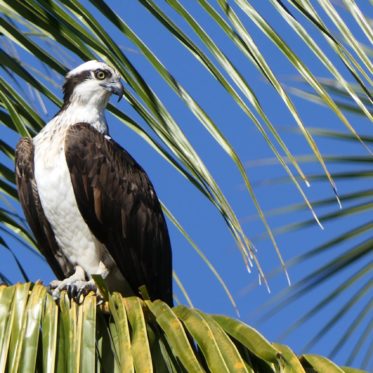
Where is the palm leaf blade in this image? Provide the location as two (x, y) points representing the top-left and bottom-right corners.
(0, 284), (367, 371)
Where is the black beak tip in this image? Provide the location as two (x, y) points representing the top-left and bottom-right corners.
(116, 84), (125, 102)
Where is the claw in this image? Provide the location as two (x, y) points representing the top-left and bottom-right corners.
(50, 282), (102, 304)
(47, 265), (103, 304)
(48, 279), (97, 303)
(75, 283), (97, 304)
(67, 284), (78, 300)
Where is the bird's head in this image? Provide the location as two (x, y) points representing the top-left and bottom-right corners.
(62, 60), (124, 110)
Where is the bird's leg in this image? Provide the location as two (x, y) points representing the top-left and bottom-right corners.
(49, 262), (110, 303)
(72, 261), (110, 303)
(49, 265), (85, 291)
(65, 279), (98, 303)
(49, 265), (96, 302)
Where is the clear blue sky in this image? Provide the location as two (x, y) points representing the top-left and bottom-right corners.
(0, 1), (371, 369)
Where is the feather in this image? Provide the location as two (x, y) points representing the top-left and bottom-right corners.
(65, 123), (173, 305)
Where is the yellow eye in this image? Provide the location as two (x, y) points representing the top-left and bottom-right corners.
(95, 70), (106, 80)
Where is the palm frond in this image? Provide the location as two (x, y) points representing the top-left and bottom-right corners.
(252, 126), (372, 368)
(0, 283), (367, 372)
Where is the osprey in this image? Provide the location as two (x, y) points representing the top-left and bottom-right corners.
(15, 60), (173, 306)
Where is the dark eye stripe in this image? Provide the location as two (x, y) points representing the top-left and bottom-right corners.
(62, 70), (91, 104)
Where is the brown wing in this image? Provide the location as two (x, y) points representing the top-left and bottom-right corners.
(64, 123), (173, 305)
(15, 138), (73, 279)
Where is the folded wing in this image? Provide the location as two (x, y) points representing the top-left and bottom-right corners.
(64, 123), (173, 305)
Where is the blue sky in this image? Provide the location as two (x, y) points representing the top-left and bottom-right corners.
(0, 1), (371, 369)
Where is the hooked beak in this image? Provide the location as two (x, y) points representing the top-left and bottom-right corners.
(101, 80), (125, 102)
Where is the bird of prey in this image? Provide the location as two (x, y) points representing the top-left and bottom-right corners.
(15, 60), (173, 306)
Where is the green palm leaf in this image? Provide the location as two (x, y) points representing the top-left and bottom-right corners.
(0, 283), (367, 372)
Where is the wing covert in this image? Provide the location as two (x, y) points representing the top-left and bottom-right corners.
(64, 123), (173, 305)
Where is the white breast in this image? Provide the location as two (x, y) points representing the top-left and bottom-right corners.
(33, 127), (105, 276)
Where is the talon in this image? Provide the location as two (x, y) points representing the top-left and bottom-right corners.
(76, 288), (88, 304)
(47, 266), (100, 304)
(47, 266), (87, 302)
(67, 284), (76, 299)
(76, 288), (86, 303)
(76, 283), (97, 302)
(76, 294), (85, 305)
(77, 288), (86, 300)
